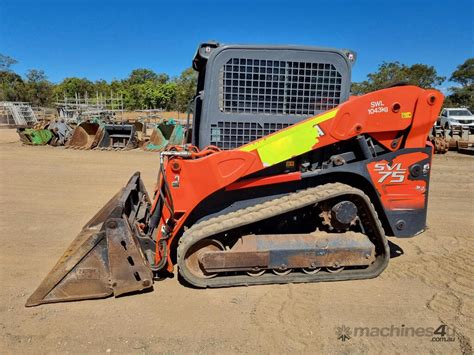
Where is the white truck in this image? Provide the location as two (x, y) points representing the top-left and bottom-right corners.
(438, 108), (474, 132)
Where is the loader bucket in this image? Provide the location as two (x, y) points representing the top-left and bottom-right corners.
(26, 172), (154, 307)
(144, 126), (167, 151)
(17, 128), (53, 145)
(133, 121), (147, 147)
(133, 121), (145, 135)
(168, 123), (185, 146)
(66, 122), (101, 149)
(96, 123), (138, 150)
(144, 121), (185, 151)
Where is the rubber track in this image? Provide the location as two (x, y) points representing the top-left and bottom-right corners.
(177, 183), (390, 288)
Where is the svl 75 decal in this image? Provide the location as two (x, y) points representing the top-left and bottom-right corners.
(373, 162), (406, 183)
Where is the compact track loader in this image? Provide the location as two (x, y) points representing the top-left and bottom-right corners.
(26, 43), (443, 306)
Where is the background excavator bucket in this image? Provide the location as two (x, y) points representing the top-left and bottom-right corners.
(144, 126), (167, 151)
(96, 123), (138, 150)
(26, 172), (154, 307)
(17, 128), (53, 145)
(168, 123), (185, 146)
(133, 121), (145, 135)
(133, 121), (146, 145)
(66, 122), (101, 149)
(143, 121), (184, 151)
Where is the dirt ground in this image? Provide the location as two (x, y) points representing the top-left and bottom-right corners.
(0, 129), (472, 354)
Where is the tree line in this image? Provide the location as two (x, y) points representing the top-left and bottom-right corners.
(351, 59), (473, 109)
(0, 54), (197, 112)
(0, 54), (472, 111)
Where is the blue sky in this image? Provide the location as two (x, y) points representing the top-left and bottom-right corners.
(0, 0), (472, 90)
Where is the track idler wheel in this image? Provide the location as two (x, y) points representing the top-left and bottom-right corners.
(185, 239), (225, 279)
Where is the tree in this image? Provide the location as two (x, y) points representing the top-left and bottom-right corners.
(0, 54), (18, 71)
(126, 68), (169, 85)
(24, 69), (54, 106)
(124, 81), (177, 110)
(109, 79), (124, 93)
(127, 68), (158, 85)
(450, 58), (474, 86)
(156, 73), (170, 85)
(405, 64), (445, 89)
(53, 77), (95, 99)
(156, 82), (177, 110)
(0, 71), (26, 101)
(0, 54), (24, 101)
(93, 79), (111, 95)
(445, 58), (474, 109)
(444, 86), (473, 109)
(352, 62), (445, 95)
(26, 69), (47, 83)
(174, 68), (198, 112)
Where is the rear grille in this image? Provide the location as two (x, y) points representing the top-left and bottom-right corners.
(220, 58), (342, 115)
(210, 121), (291, 149)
